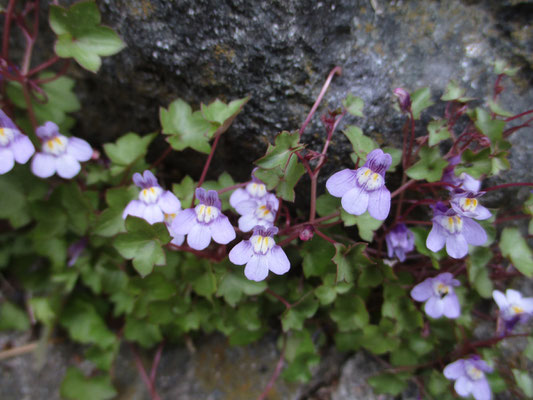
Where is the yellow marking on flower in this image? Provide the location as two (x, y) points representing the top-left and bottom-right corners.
(512, 305), (524, 314)
(54, 136), (62, 144)
(372, 173), (379, 181)
(47, 139), (55, 148)
(195, 204), (219, 223)
(0, 128), (4, 136)
(252, 234), (274, 254)
(437, 283), (449, 295)
(364, 169), (371, 177)
(444, 215), (463, 233)
(460, 197), (478, 212)
(466, 365), (483, 380)
(150, 187), (155, 194)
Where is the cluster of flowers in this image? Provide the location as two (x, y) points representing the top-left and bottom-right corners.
(123, 170), (290, 282)
(0, 111), (93, 179)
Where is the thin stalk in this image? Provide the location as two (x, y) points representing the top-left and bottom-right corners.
(299, 66), (342, 136)
(2, 0), (16, 61)
(315, 229), (337, 244)
(149, 342), (164, 383)
(265, 288), (291, 309)
(217, 182), (247, 194)
(28, 55), (60, 76)
(130, 344), (161, 400)
(390, 179), (415, 199)
(483, 182), (533, 192)
(192, 134), (222, 206)
(505, 109), (533, 122)
(257, 335), (287, 400)
(150, 144), (172, 169)
(21, 83), (39, 143)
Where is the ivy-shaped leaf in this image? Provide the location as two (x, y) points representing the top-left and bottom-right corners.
(427, 119), (451, 146)
(411, 87), (434, 119)
(341, 210), (383, 242)
(255, 130), (304, 170)
(343, 94), (364, 117)
(103, 132), (156, 176)
(406, 146), (447, 182)
(281, 295), (318, 331)
(217, 271), (267, 307)
(500, 227), (533, 277)
(93, 186), (138, 237)
(113, 217), (170, 277)
(343, 125), (377, 162)
(50, 1), (126, 72)
(455, 148), (491, 179)
(60, 367), (117, 400)
(201, 97), (249, 137)
(332, 243), (371, 283)
(441, 81), (473, 102)
(474, 108), (505, 147)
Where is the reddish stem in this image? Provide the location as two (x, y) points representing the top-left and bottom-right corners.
(33, 59), (71, 84)
(192, 134), (222, 206)
(315, 229), (337, 244)
(494, 214), (530, 224)
(299, 66), (342, 136)
(401, 219), (432, 226)
(504, 109), (533, 122)
(149, 342), (164, 383)
(130, 345), (161, 400)
(265, 288), (291, 309)
(483, 182), (533, 192)
(217, 182), (247, 194)
(256, 335), (287, 400)
(151, 144), (172, 169)
(2, 0), (16, 61)
(27, 55), (60, 76)
(391, 179), (415, 199)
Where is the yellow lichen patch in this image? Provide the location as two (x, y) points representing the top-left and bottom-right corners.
(213, 44), (236, 63)
(127, 0), (155, 19)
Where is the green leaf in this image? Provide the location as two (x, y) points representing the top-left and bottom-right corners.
(124, 316), (162, 348)
(103, 132), (156, 175)
(525, 338), (533, 361)
(343, 94), (364, 117)
(61, 367), (116, 400)
(217, 272), (267, 307)
(493, 59), (519, 76)
(276, 155), (306, 202)
(332, 243), (371, 283)
(428, 119), (451, 146)
(314, 285), (337, 305)
(467, 247), (493, 298)
(513, 369), (533, 397)
(441, 81), (473, 102)
(85, 342), (119, 371)
(50, 1), (125, 72)
(255, 131), (303, 170)
(281, 296), (318, 331)
(0, 302), (30, 331)
(315, 193), (339, 217)
(341, 210), (383, 242)
(330, 294), (369, 331)
(60, 298), (116, 348)
(411, 87), (434, 119)
(302, 237), (336, 277)
(455, 148), (491, 179)
(172, 175), (195, 208)
(342, 125), (377, 162)
(192, 269), (217, 299)
(282, 329), (319, 383)
(200, 97), (249, 137)
(488, 99), (513, 117)
(500, 227), (533, 277)
(160, 99), (216, 154)
(368, 373), (409, 395)
(114, 217), (170, 277)
(411, 227), (443, 268)
(406, 146), (447, 182)
(474, 108), (505, 146)
(30, 296), (61, 327)
(93, 186), (138, 237)
(358, 265), (383, 288)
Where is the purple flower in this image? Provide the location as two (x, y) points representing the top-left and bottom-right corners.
(31, 121), (92, 179)
(410, 272), (461, 319)
(426, 202), (487, 259)
(385, 223), (415, 262)
(0, 109), (35, 174)
(171, 188), (236, 250)
(123, 170), (182, 225)
(229, 174), (270, 207)
(443, 356), (493, 400)
(229, 225), (290, 281)
(163, 206), (185, 247)
(326, 148), (392, 220)
(450, 192), (491, 220)
(233, 195), (279, 232)
(493, 289), (533, 331)
(442, 157), (481, 193)
(393, 88), (411, 113)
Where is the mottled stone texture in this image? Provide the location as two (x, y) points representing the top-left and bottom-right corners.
(65, 0), (532, 198)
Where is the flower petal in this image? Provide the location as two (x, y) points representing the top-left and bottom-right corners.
(364, 149), (392, 175)
(520, 298), (533, 313)
(171, 208), (197, 234)
(143, 204), (164, 224)
(11, 135), (34, 164)
(67, 137), (92, 162)
(56, 154), (81, 179)
(267, 246), (290, 275)
(444, 359), (465, 380)
(133, 172), (144, 187)
(36, 121), (59, 139)
(244, 255), (269, 282)
(367, 187), (391, 220)
(143, 170), (158, 187)
(506, 289), (522, 304)
(492, 290), (508, 310)
(443, 293), (461, 319)
(31, 153), (56, 178)
(341, 186), (369, 216)
(210, 215), (236, 245)
(234, 199), (257, 216)
(445, 234), (468, 259)
(411, 278), (434, 302)
(229, 188), (250, 208)
(462, 218), (487, 246)
(187, 222), (211, 250)
(123, 200), (146, 219)
(472, 379), (491, 400)
(157, 191), (181, 213)
(0, 147), (15, 174)
(326, 169), (357, 197)
(229, 240), (253, 265)
(170, 234), (185, 246)
(426, 223), (446, 253)
(454, 376), (473, 397)
(473, 205), (492, 220)
(238, 214), (259, 232)
(424, 297), (444, 318)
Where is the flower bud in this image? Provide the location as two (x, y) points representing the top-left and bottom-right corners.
(393, 88), (411, 113)
(299, 225), (314, 241)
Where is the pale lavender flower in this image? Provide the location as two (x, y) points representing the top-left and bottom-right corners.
(31, 121), (92, 179)
(123, 170), (182, 225)
(229, 173), (270, 208)
(233, 195), (279, 232)
(386, 223), (415, 262)
(493, 289), (533, 331)
(411, 272), (461, 319)
(67, 237), (88, 267)
(229, 225), (290, 281)
(442, 157), (481, 193)
(450, 192), (491, 220)
(326, 148), (392, 220)
(163, 206), (185, 247)
(0, 109), (35, 174)
(444, 356), (493, 400)
(427, 202), (487, 259)
(171, 188), (235, 250)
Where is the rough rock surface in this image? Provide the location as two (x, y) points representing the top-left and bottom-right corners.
(70, 0), (533, 195)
